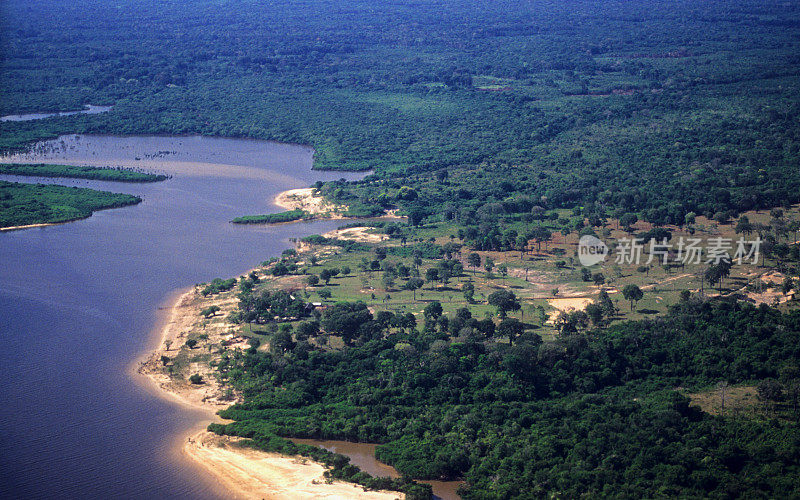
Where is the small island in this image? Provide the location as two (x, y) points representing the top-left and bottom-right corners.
(0, 163), (168, 230)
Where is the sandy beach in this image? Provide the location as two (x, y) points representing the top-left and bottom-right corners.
(0, 222), (57, 231)
(274, 187), (347, 216)
(137, 276), (405, 500)
(185, 430), (404, 500)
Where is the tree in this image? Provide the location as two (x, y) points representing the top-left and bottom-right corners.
(185, 338), (198, 349)
(536, 305), (547, 325)
(423, 301), (443, 321)
(189, 373), (203, 384)
(622, 284), (643, 311)
(462, 282), (475, 303)
(704, 261), (732, 293)
(382, 270), (396, 290)
(554, 310), (589, 334)
(318, 288), (333, 300)
(488, 290), (520, 318)
(498, 318), (524, 345)
(398, 312), (417, 330)
(296, 321), (320, 340)
(735, 215), (753, 236)
(320, 268), (334, 284)
(498, 264), (508, 282)
(516, 235), (528, 258)
(271, 328), (295, 354)
(530, 226), (551, 251)
(620, 213), (638, 231)
(585, 303), (604, 326)
(484, 256), (494, 274)
(757, 378), (783, 415)
(597, 290), (616, 316)
(404, 277), (424, 300)
(321, 301), (373, 344)
(306, 274), (320, 287)
(592, 272), (605, 287)
(425, 267), (440, 284)
(200, 305), (221, 318)
(477, 318), (495, 338)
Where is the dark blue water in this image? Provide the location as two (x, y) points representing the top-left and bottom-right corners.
(0, 135), (363, 499)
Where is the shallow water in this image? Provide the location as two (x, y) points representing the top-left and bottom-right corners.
(0, 135), (364, 499)
(0, 104), (112, 122)
(292, 439), (463, 500)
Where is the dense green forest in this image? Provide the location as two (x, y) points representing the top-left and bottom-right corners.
(2, 0), (799, 226)
(0, 163), (167, 182)
(0, 181), (141, 228)
(210, 297), (800, 498)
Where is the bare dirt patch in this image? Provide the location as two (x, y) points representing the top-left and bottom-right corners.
(545, 297), (593, 324)
(323, 226), (388, 243)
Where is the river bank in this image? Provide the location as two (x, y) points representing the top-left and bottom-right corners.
(137, 276), (406, 500)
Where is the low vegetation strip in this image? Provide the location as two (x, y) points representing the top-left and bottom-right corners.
(231, 209), (309, 224)
(0, 163), (168, 182)
(0, 180), (141, 228)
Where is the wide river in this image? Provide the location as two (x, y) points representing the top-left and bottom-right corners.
(0, 135), (374, 499)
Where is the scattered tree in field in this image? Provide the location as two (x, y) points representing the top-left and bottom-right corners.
(382, 270), (396, 290)
(704, 261), (732, 293)
(488, 289), (520, 318)
(592, 272), (605, 287)
(185, 338), (198, 349)
(404, 277), (424, 300)
(530, 226), (551, 252)
(189, 373), (203, 384)
(318, 288), (332, 300)
(200, 305), (221, 318)
(516, 235), (528, 258)
(735, 215), (753, 236)
(498, 264), (508, 282)
(320, 268), (334, 284)
(306, 274), (320, 287)
(462, 282), (475, 303)
(536, 305), (547, 325)
(484, 256), (494, 274)
(425, 267), (439, 284)
(622, 284), (644, 311)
